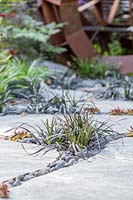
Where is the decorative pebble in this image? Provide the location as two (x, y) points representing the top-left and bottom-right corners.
(19, 138), (37, 144)
(65, 158), (77, 167)
(12, 179), (21, 187)
(23, 174), (34, 182)
(16, 175), (24, 181)
(65, 156), (78, 162)
(8, 178), (15, 185)
(54, 162), (65, 170)
(50, 167), (56, 172)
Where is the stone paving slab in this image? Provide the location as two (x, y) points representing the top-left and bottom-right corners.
(9, 138), (133, 200)
(0, 115), (132, 137)
(0, 114), (54, 137)
(92, 115), (132, 133)
(94, 100), (133, 113)
(0, 100), (133, 131)
(0, 140), (57, 182)
(0, 100), (132, 199)
(0, 100), (132, 136)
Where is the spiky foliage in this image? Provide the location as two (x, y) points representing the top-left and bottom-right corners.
(1, 15), (65, 59)
(97, 73), (133, 100)
(27, 90), (86, 114)
(7, 58), (50, 102)
(0, 64), (20, 112)
(0, 57), (51, 112)
(6, 58), (50, 84)
(71, 57), (116, 79)
(15, 110), (115, 155)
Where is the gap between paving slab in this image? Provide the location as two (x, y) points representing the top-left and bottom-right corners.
(9, 138), (133, 200)
(0, 100), (132, 199)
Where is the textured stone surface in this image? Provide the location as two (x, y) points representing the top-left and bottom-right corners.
(9, 138), (133, 200)
(0, 100), (132, 136)
(0, 99), (132, 199)
(0, 140), (57, 182)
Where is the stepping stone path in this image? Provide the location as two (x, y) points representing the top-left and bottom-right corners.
(9, 138), (133, 200)
(0, 97), (133, 199)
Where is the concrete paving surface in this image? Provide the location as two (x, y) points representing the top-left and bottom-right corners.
(0, 100), (132, 136)
(9, 138), (133, 200)
(0, 100), (132, 200)
(0, 140), (57, 182)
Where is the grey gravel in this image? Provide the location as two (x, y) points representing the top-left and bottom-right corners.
(8, 178), (16, 185)
(12, 179), (22, 187)
(19, 138), (37, 144)
(54, 162), (65, 170)
(3, 105), (27, 115)
(64, 156), (78, 162)
(65, 158), (77, 167)
(23, 175), (34, 182)
(16, 175), (24, 181)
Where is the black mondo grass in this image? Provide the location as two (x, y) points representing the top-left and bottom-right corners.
(60, 112), (115, 151)
(13, 109), (116, 157)
(26, 89), (88, 114)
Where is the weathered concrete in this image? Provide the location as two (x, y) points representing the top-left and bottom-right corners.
(0, 100), (132, 136)
(94, 100), (133, 113)
(9, 138), (133, 200)
(0, 114), (54, 137)
(0, 100), (132, 200)
(0, 140), (57, 182)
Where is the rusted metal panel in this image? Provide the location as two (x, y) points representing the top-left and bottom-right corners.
(52, 5), (60, 23)
(60, 2), (82, 36)
(45, 0), (77, 6)
(38, 0), (65, 45)
(44, 0), (61, 6)
(41, 2), (55, 23)
(102, 55), (133, 74)
(66, 29), (96, 59)
(37, 0), (96, 59)
(92, 5), (106, 25)
(37, 0), (133, 61)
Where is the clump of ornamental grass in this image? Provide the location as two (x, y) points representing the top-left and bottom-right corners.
(0, 57), (52, 113)
(14, 109), (116, 156)
(0, 63), (21, 112)
(71, 57), (116, 79)
(97, 73), (133, 100)
(27, 90), (87, 114)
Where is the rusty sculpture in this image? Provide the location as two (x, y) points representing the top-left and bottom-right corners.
(37, 0), (96, 59)
(38, 0), (133, 73)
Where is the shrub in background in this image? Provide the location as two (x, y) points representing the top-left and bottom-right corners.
(0, 57), (51, 112)
(72, 57), (116, 79)
(1, 15), (65, 60)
